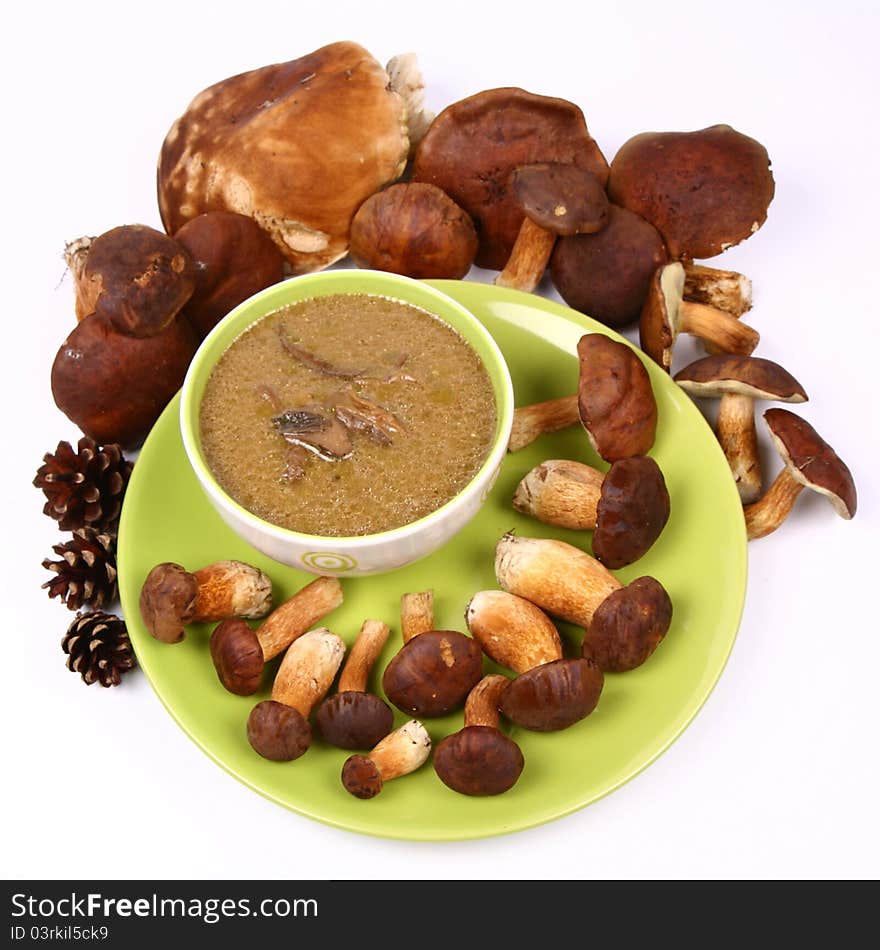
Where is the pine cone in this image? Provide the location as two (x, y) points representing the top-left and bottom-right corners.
(42, 528), (118, 611)
(62, 611), (136, 687)
(34, 437), (133, 532)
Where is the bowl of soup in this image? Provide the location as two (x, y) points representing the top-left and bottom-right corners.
(179, 270), (514, 576)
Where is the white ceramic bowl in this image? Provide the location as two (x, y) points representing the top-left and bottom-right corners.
(179, 270), (514, 576)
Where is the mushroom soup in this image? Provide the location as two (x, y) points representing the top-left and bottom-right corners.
(199, 293), (497, 536)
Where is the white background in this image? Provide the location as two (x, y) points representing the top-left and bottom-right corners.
(3, 0), (878, 880)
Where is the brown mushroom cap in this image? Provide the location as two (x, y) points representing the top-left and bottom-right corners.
(607, 124), (775, 260)
(349, 182), (478, 279)
(341, 754), (384, 799)
(674, 355), (808, 402)
(434, 726), (524, 796)
(412, 87), (608, 270)
(577, 334), (658, 462)
(582, 576), (673, 672)
(138, 562), (198, 643)
(158, 41), (410, 274)
(550, 205), (667, 329)
(765, 409), (857, 518)
(246, 700), (312, 761)
(174, 212), (285, 339)
(500, 657), (604, 732)
(639, 262), (683, 370)
(209, 618), (264, 695)
(381, 630), (483, 718)
(511, 163), (609, 236)
(314, 691), (394, 750)
(593, 457), (671, 569)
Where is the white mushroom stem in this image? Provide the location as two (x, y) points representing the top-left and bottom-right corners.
(508, 394), (580, 452)
(677, 300), (760, 355)
(716, 393), (762, 505)
(386, 53), (433, 154)
(367, 719), (432, 780)
(271, 628), (346, 716)
(255, 576), (343, 661)
(337, 619), (390, 693)
(683, 263), (753, 318)
(464, 674), (511, 729)
(495, 218), (557, 293)
(400, 589), (435, 643)
(191, 560), (273, 623)
(466, 590), (562, 674)
(743, 468), (805, 540)
(513, 458), (604, 529)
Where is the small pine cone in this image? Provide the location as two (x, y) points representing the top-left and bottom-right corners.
(42, 528), (118, 611)
(34, 437), (133, 532)
(62, 611), (136, 687)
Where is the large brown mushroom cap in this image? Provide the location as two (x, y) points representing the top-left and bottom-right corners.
(511, 163), (608, 236)
(674, 355), (808, 402)
(158, 42), (410, 274)
(314, 691), (394, 751)
(246, 700), (312, 762)
(551, 205), (667, 328)
(434, 726), (524, 796)
(577, 334), (658, 462)
(593, 457), (671, 569)
(412, 87), (608, 270)
(607, 124), (775, 260)
(209, 618), (264, 695)
(500, 657), (604, 732)
(138, 562), (198, 643)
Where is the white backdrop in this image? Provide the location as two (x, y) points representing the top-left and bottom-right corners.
(3, 0), (878, 880)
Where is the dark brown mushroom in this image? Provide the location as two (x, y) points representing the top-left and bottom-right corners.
(550, 204), (668, 328)
(272, 407), (353, 461)
(607, 124), (775, 261)
(744, 409), (857, 539)
(314, 619), (394, 750)
(434, 675), (524, 796)
(496, 163), (609, 293)
(331, 391), (404, 445)
(341, 720), (432, 799)
(501, 657), (603, 732)
(412, 87), (608, 270)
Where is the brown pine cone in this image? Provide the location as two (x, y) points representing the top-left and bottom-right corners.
(42, 528), (118, 611)
(62, 611), (136, 687)
(33, 437), (133, 532)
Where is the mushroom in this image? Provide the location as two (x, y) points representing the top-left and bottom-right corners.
(496, 162), (609, 293)
(138, 560), (273, 644)
(331, 391), (404, 445)
(158, 42), (416, 274)
(434, 674), (524, 796)
(412, 87), (608, 270)
(341, 719), (432, 799)
(64, 225), (195, 337)
(513, 456), (670, 568)
(743, 409), (857, 540)
(550, 205), (668, 328)
(174, 211), (286, 339)
(495, 533), (673, 673)
(607, 124), (775, 261)
(381, 589), (483, 718)
(508, 394), (581, 453)
(683, 263), (753, 319)
(314, 619), (394, 750)
(272, 407), (353, 461)
(349, 182), (478, 279)
(674, 355), (808, 504)
(209, 575), (343, 695)
(247, 628), (346, 761)
(465, 588), (603, 731)
(640, 263), (760, 372)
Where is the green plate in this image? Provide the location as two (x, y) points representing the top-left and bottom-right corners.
(117, 280), (747, 840)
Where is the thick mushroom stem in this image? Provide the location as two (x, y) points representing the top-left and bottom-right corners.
(337, 620), (391, 693)
(271, 628), (347, 716)
(513, 459), (604, 529)
(341, 720), (432, 799)
(386, 53), (433, 152)
(464, 674), (512, 728)
(400, 589), (435, 643)
(683, 263), (753, 318)
(508, 394), (580, 452)
(465, 590), (562, 674)
(495, 218), (557, 292)
(255, 576), (343, 660)
(717, 393), (762, 504)
(677, 300), (760, 356)
(743, 468), (804, 540)
(191, 560), (273, 622)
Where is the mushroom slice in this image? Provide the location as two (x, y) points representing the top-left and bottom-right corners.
(279, 331), (368, 380)
(272, 407), (353, 461)
(332, 392), (404, 445)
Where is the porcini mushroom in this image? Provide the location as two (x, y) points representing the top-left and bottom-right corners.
(139, 560), (273, 644)
(341, 719), (432, 799)
(607, 124), (775, 261)
(247, 628), (346, 761)
(209, 575), (343, 695)
(513, 456), (670, 568)
(349, 182), (478, 279)
(743, 409), (857, 540)
(683, 263), (753, 319)
(508, 394), (581, 453)
(412, 87), (608, 270)
(674, 355), (808, 504)
(465, 587), (603, 731)
(496, 163), (609, 293)
(550, 205), (668, 328)
(495, 533), (673, 673)
(381, 589), (483, 718)
(434, 674), (524, 796)
(314, 619), (394, 750)
(640, 263), (760, 372)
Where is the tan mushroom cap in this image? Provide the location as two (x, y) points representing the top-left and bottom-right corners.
(765, 409), (857, 518)
(511, 163), (609, 236)
(158, 41), (410, 274)
(674, 355), (808, 402)
(608, 124), (775, 260)
(412, 87), (609, 270)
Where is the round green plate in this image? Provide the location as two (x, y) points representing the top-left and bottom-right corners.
(117, 280), (747, 840)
